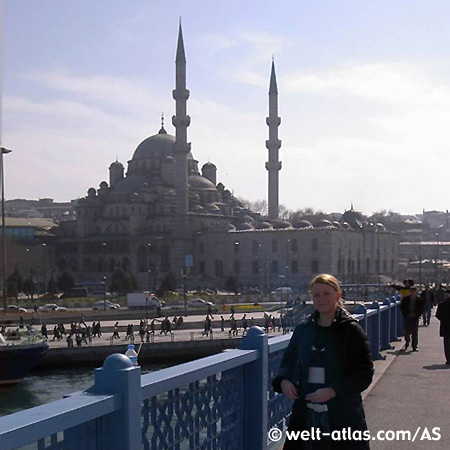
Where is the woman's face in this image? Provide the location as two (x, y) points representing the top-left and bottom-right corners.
(311, 282), (341, 315)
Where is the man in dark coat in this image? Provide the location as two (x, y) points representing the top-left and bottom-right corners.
(436, 289), (450, 365)
(420, 283), (435, 326)
(400, 287), (424, 352)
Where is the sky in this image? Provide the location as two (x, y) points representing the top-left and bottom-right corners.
(2, 0), (450, 216)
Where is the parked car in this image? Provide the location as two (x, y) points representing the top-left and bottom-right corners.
(188, 298), (215, 307)
(38, 304), (68, 312)
(6, 304), (27, 313)
(271, 287), (293, 295)
(92, 300), (120, 310)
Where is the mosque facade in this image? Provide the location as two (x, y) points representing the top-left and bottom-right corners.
(54, 25), (399, 291)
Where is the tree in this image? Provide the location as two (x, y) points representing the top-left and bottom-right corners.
(7, 270), (22, 300)
(22, 277), (36, 299)
(47, 276), (57, 296)
(110, 268), (138, 294)
(160, 271), (177, 293)
(225, 276), (239, 295)
(56, 270), (74, 293)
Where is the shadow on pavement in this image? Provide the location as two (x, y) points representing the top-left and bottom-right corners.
(422, 364), (450, 371)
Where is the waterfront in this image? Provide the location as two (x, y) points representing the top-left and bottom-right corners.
(0, 363), (164, 418)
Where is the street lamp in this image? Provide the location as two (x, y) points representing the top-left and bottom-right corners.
(42, 243), (47, 295)
(1, 147), (12, 312)
(102, 242), (107, 310)
(435, 233), (439, 287)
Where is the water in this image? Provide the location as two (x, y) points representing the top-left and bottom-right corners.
(0, 363), (164, 418)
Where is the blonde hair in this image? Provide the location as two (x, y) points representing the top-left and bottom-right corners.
(310, 274), (344, 308)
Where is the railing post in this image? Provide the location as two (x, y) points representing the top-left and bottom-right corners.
(355, 304), (367, 331)
(389, 297), (398, 341)
(395, 296), (404, 338)
(381, 299), (391, 349)
(240, 326), (268, 450)
(369, 302), (382, 360)
(87, 353), (142, 450)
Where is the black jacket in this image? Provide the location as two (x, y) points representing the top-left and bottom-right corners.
(273, 307), (373, 441)
(436, 300), (450, 337)
(400, 295), (424, 320)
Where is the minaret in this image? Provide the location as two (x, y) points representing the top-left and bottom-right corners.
(172, 21), (191, 231)
(265, 59), (282, 220)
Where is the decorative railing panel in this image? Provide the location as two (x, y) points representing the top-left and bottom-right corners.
(142, 368), (244, 450)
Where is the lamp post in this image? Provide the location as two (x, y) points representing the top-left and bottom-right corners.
(102, 242), (107, 311)
(435, 233), (439, 287)
(42, 243), (47, 295)
(1, 147), (12, 312)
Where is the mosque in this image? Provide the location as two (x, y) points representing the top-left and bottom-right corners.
(54, 24), (399, 291)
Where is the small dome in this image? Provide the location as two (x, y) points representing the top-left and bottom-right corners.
(364, 222), (377, 231)
(202, 162), (216, 169)
(314, 219), (334, 229)
(376, 222), (386, 231)
(236, 222), (254, 231)
(273, 221), (292, 229)
(332, 221), (343, 229)
(112, 175), (149, 193)
(109, 160), (124, 169)
(341, 222), (352, 230)
(189, 174), (217, 191)
(99, 181), (108, 189)
(255, 221), (272, 230)
(236, 214), (254, 224)
(293, 219), (313, 229)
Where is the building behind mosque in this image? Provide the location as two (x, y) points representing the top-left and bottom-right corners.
(53, 25), (399, 292)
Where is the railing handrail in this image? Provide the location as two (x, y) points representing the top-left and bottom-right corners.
(0, 391), (119, 450)
(141, 348), (258, 398)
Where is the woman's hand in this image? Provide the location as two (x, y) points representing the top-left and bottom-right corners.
(281, 379), (299, 400)
(305, 387), (336, 403)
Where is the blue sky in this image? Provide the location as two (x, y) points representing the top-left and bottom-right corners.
(2, 0), (450, 215)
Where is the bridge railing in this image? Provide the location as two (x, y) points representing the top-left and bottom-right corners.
(0, 301), (401, 450)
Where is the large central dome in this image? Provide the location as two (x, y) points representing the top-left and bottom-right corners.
(131, 126), (193, 161)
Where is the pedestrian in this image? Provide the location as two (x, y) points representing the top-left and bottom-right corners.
(273, 274), (373, 450)
(391, 278), (414, 299)
(41, 323), (48, 339)
(220, 315), (225, 332)
(241, 314), (248, 335)
(420, 283), (434, 326)
(435, 284), (445, 305)
(436, 289), (450, 365)
(96, 321), (102, 337)
(230, 305), (235, 318)
(207, 305), (214, 320)
(203, 315), (212, 336)
(112, 321), (120, 339)
(400, 286), (424, 352)
(66, 334), (73, 348)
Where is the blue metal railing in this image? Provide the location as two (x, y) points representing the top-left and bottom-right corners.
(0, 301), (402, 450)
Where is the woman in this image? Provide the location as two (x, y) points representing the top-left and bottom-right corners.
(273, 274), (374, 449)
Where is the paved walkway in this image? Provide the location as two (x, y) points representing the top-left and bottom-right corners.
(364, 316), (450, 449)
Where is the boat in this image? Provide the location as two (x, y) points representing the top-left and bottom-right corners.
(0, 326), (49, 385)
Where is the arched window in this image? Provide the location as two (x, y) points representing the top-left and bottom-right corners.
(83, 258), (92, 273)
(272, 239), (278, 253)
(270, 260), (279, 274)
(215, 259), (224, 277)
(122, 257), (130, 273)
(137, 245), (147, 272)
(291, 239), (298, 253)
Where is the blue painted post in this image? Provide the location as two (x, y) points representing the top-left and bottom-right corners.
(355, 304), (367, 331)
(87, 353), (142, 450)
(240, 326), (268, 450)
(369, 302), (381, 360)
(381, 299), (391, 349)
(389, 297), (398, 341)
(396, 296), (404, 338)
